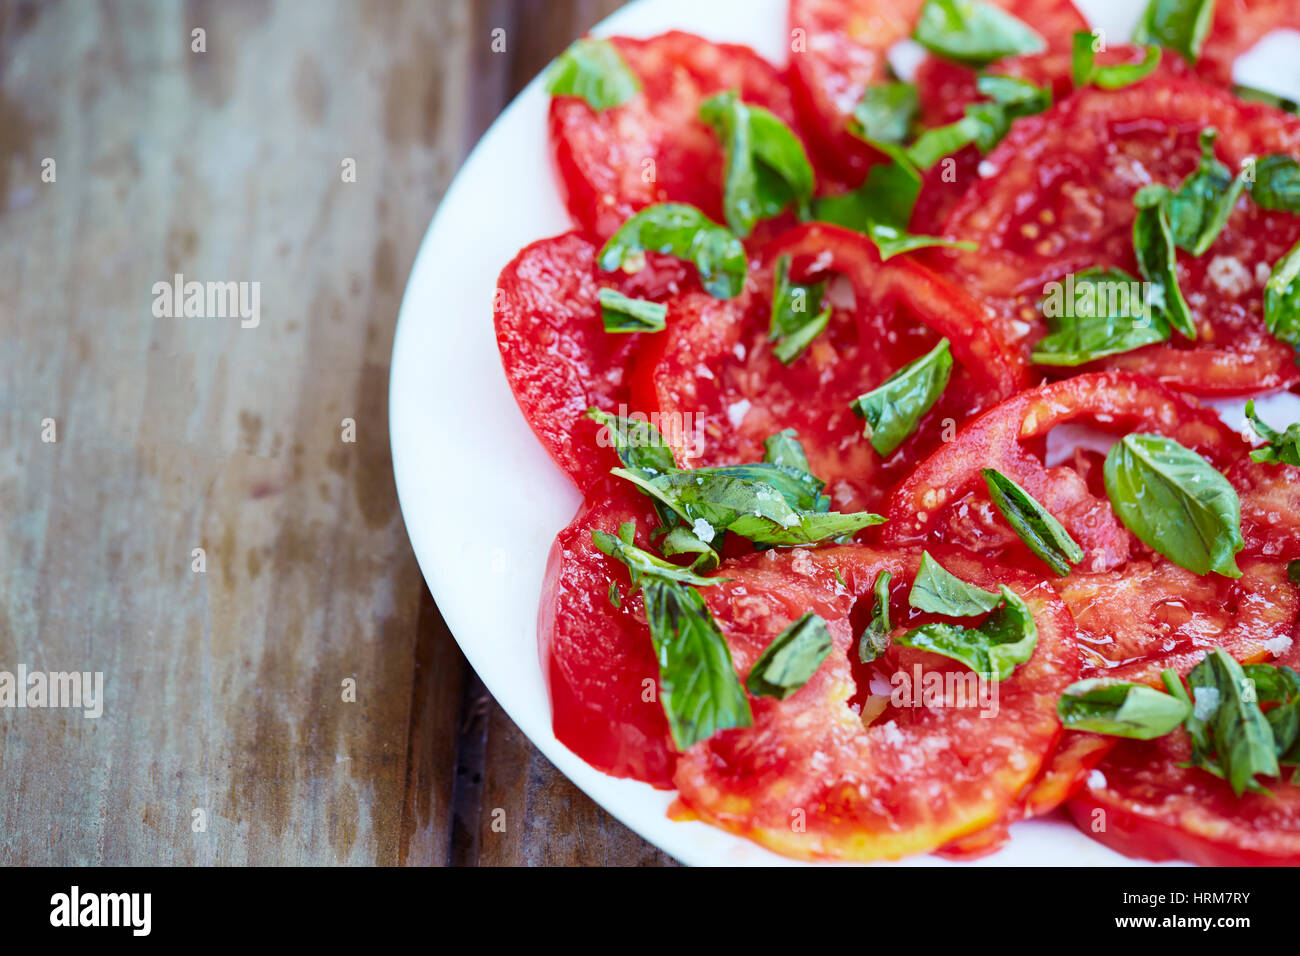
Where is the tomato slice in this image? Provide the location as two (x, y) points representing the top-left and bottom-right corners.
(1232, 456), (1300, 560)
(549, 31), (802, 239)
(937, 77), (1300, 394)
(1069, 729), (1300, 866)
(789, 0), (1085, 183)
(494, 231), (695, 491)
(629, 224), (1027, 511)
(673, 545), (1079, 862)
(1200, 0), (1300, 87)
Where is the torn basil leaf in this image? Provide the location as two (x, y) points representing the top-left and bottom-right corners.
(903, 76), (1050, 168)
(763, 428), (811, 474)
(1166, 129), (1247, 256)
(1072, 32), (1162, 89)
(642, 577), (752, 750)
(585, 408), (676, 476)
(896, 586), (1037, 680)
(851, 339), (953, 457)
(1104, 433), (1244, 578)
(858, 571), (893, 664)
(909, 551), (1002, 617)
(769, 256), (831, 363)
(1246, 399), (1300, 466)
(746, 613), (833, 699)
(851, 82), (919, 146)
(1132, 0), (1216, 64)
(1251, 154), (1300, 213)
(1033, 267), (1170, 365)
(599, 203), (747, 300)
(700, 90), (816, 237)
(658, 526), (721, 573)
(545, 38), (641, 111)
(1057, 679), (1191, 739)
(913, 0), (1045, 67)
(1184, 649), (1280, 796)
(1291, 561), (1300, 587)
(982, 468), (1084, 576)
(1133, 187), (1197, 339)
(1233, 84), (1300, 115)
(592, 526), (722, 587)
(598, 288), (667, 333)
(1265, 239), (1300, 353)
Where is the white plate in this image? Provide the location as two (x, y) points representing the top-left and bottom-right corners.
(390, 0), (1300, 865)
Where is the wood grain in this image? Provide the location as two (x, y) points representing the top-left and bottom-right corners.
(0, 0), (674, 865)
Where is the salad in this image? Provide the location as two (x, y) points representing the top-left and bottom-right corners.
(491, 0), (1300, 864)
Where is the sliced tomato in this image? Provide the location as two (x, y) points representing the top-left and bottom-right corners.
(937, 78), (1300, 394)
(539, 478), (677, 787)
(1070, 728), (1300, 866)
(494, 231), (695, 491)
(549, 31), (802, 238)
(1232, 457), (1300, 560)
(673, 545), (1078, 862)
(1200, 0), (1300, 87)
(789, 0), (1085, 183)
(629, 224), (1027, 511)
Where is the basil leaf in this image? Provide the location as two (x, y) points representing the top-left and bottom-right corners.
(585, 408), (676, 475)
(907, 116), (984, 169)
(903, 76), (1049, 167)
(850, 339), (953, 457)
(1073, 32), (1162, 89)
(598, 288), (667, 333)
(1246, 400), (1300, 465)
(858, 571), (893, 664)
(1233, 84), (1300, 114)
(1185, 648), (1280, 796)
(1133, 188), (1197, 339)
(592, 527), (722, 587)
(1291, 560), (1300, 586)
(851, 82), (919, 146)
(658, 526), (721, 573)
(642, 577), (752, 750)
(1057, 679), (1191, 739)
(982, 468), (1085, 576)
(896, 586), (1037, 681)
(687, 462), (827, 513)
(1242, 662), (1300, 706)
(545, 38), (642, 111)
(1104, 433), (1244, 578)
(1251, 154), (1300, 213)
(1166, 129), (1247, 256)
(769, 256), (831, 363)
(701, 91), (816, 237)
(913, 0), (1045, 66)
(909, 551), (1001, 616)
(746, 613), (833, 699)
(1033, 267), (1170, 365)
(763, 428), (811, 474)
(1265, 239), (1300, 353)
(599, 203), (747, 300)
(1133, 0), (1216, 64)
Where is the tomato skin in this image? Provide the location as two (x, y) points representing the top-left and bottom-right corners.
(1069, 730), (1300, 866)
(674, 545), (1079, 862)
(1232, 457), (1300, 560)
(549, 32), (800, 239)
(938, 78), (1300, 395)
(1200, 0), (1300, 87)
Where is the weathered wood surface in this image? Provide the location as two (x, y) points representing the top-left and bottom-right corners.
(0, 0), (674, 866)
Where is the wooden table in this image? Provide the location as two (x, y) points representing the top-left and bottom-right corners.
(0, 0), (674, 866)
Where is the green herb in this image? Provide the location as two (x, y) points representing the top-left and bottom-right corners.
(598, 288), (667, 333)
(642, 576), (753, 750)
(763, 428), (811, 474)
(982, 469), (1085, 576)
(1104, 433), (1244, 578)
(1265, 239), (1300, 353)
(909, 551), (1002, 616)
(700, 90), (815, 237)
(1057, 679), (1192, 738)
(858, 571), (893, 664)
(896, 586), (1037, 680)
(585, 408), (676, 475)
(850, 339), (953, 457)
(658, 526), (721, 573)
(1233, 85), (1300, 115)
(1133, 187), (1197, 339)
(1132, 0), (1216, 64)
(592, 526), (722, 587)
(599, 203), (747, 300)
(851, 82), (919, 146)
(608, 580), (621, 608)
(1247, 154), (1300, 213)
(1174, 650), (1280, 795)
(1164, 129), (1248, 256)
(769, 256), (831, 363)
(746, 613), (834, 699)
(1072, 32), (1162, 89)
(1033, 267), (1170, 365)
(1290, 560), (1300, 587)
(913, 0), (1045, 66)
(1246, 400), (1300, 466)
(902, 75), (1051, 167)
(545, 37), (642, 110)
